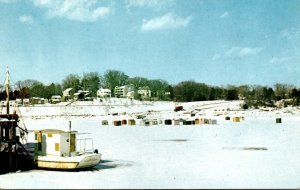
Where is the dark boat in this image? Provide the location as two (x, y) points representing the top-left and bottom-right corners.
(0, 68), (33, 174)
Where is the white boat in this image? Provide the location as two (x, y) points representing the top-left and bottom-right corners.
(33, 126), (101, 170)
(35, 153), (101, 170)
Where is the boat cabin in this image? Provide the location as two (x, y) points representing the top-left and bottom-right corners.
(34, 129), (77, 157)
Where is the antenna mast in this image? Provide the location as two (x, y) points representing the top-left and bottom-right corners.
(5, 67), (10, 114)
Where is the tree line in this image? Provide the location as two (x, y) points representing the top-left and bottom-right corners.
(1, 69), (300, 108)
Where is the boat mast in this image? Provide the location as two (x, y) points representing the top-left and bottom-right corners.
(5, 67), (11, 115)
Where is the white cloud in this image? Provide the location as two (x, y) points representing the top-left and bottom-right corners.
(33, 0), (52, 7)
(213, 46), (263, 60)
(126, 0), (174, 9)
(239, 47), (263, 56)
(225, 46), (263, 57)
(141, 13), (192, 31)
(32, 0), (112, 22)
(220, 12), (229, 19)
(280, 28), (300, 40)
(19, 15), (34, 24)
(269, 57), (293, 63)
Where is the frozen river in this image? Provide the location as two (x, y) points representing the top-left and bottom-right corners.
(1, 114), (300, 189)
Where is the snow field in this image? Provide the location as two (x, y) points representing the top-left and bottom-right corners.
(1, 100), (300, 188)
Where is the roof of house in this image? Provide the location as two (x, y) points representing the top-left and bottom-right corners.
(98, 88), (111, 93)
(115, 85), (127, 89)
(51, 95), (62, 99)
(63, 88), (73, 93)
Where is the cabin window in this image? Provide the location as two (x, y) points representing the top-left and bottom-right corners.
(34, 133), (37, 140)
(55, 143), (60, 151)
(47, 133), (53, 138)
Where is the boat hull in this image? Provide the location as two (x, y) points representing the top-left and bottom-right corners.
(35, 153), (101, 170)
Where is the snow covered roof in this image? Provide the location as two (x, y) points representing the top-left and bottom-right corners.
(115, 85), (127, 89)
(98, 88), (111, 93)
(36, 129), (77, 134)
(51, 95), (62, 99)
(63, 88), (73, 93)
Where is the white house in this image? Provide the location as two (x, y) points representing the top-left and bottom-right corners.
(31, 97), (46, 104)
(127, 91), (135, 99)
(63, 88), (74, 101)
(97, 88), (111, 98)
(15, 98), (22, 106)
(138, 86), (151, 98)
(23, 98), (30, 106)
(51, 95), (62, 104)
(114, 85), (128, 98)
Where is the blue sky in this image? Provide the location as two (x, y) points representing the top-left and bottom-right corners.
(0, 0), (299, 87)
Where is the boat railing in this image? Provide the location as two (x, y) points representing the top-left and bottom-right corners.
(76, 138), (94, 154)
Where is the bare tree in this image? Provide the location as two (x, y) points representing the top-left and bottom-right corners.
(62, 74), (81, 92)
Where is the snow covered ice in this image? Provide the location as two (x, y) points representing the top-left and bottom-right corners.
(0, 99), (300, 189)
